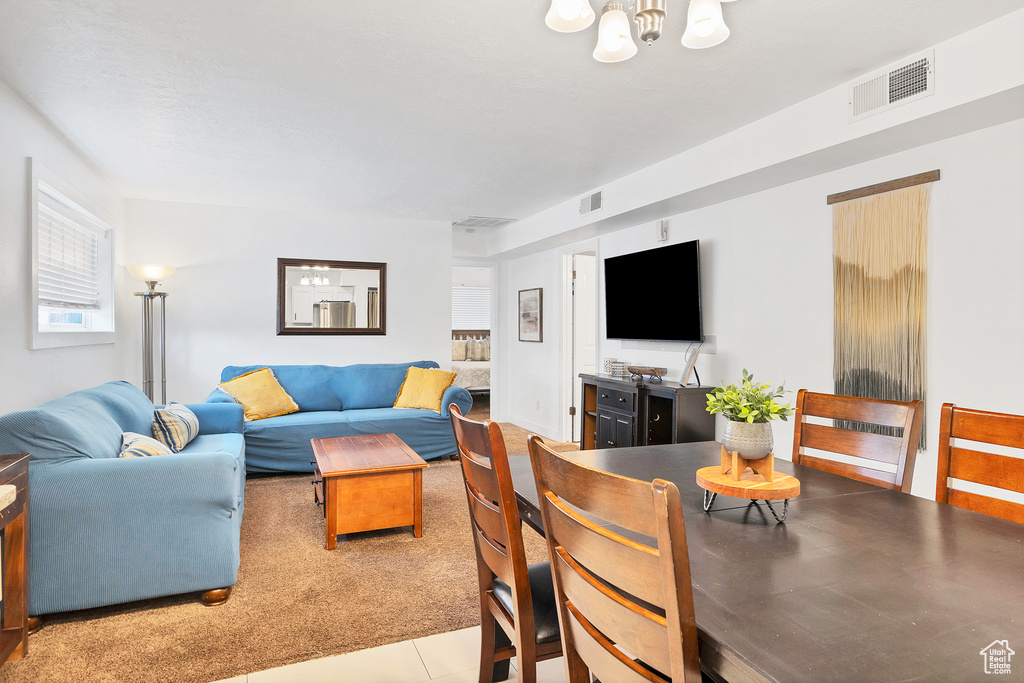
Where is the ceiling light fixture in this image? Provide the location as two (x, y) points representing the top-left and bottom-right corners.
(547, 0), (737, 62)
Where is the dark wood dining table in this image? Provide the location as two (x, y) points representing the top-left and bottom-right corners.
(508, 441), (1024, 683)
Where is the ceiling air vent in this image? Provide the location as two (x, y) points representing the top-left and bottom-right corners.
(453, 216), (516, 232)
(849, 50), (934, 122)
(579, 190), (603, 215)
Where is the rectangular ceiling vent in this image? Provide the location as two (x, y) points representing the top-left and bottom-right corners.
(453, 216), (516, 231)
(849, 50), (934, 122)
(579, 190), (603, 215)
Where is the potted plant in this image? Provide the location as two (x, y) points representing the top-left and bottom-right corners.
(706, 369), (794, 456)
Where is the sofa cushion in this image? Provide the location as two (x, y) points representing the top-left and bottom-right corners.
(333, 361), (439, 410)
(220, 365), (340, 412)
(220, 368), (299, 421)
(394, 367), (457, 413)
(152, 403), (200, 452)
(120, 431), (172, 458)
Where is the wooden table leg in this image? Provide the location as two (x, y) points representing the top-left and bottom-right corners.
(413, 469), (423, 538)
(325, 478), (338, 550)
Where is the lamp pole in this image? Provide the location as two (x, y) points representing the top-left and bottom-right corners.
(134, 283), (169, 404)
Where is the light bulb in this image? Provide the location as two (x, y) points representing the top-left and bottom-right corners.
(681, 0), (729, 49)
(593, 3), (637, 62)
(545, 0), (595, 32)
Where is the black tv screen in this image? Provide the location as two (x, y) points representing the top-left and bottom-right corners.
(604, 240), (703, 343)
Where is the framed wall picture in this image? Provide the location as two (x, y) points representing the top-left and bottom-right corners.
(518, 288), (543, 342)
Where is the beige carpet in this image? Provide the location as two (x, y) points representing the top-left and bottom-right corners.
(0, 422), (577, 683)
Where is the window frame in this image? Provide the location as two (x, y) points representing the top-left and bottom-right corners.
(30, 160), (117, 349)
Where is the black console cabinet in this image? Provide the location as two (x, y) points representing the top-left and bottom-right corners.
(580, 373), (714, 450)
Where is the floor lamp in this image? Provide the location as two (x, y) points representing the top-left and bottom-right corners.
(128, 265), (175, 404)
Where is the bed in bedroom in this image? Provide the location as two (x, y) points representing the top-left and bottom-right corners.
(451, 330), (490, 394)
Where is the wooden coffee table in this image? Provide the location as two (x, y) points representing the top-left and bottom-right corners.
(310, 433), (428, 550)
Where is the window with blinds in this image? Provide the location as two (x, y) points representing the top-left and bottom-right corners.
(30, 163), (115, 348)
(37, 189), (105, 310)
(452, 284), (491, 329)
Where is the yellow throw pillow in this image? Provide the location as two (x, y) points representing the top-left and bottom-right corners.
(394, 367), (458, 413)
(121, 431), (173, 458)
(219, 368), (299, 421)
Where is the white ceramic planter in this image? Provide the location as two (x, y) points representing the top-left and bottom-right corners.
(721, 420), (774, 457)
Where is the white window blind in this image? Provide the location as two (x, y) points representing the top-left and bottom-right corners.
(37, 187), (107, 310)
(452, 285), (491, 329)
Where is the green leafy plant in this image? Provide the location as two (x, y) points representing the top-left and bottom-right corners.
(706, 369), (795, 423)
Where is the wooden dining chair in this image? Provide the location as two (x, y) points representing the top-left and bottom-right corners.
(449, 405), (561, 683)
(527, 435), (704, 683)
(936, 403), (1024, 525)
(791, 389), (924, 492)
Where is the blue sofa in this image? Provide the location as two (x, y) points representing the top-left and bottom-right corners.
(207, 361), (472, 474)
(0, 381), (245, 617)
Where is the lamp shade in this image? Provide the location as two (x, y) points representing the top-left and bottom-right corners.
(545, 0), (595, 32)
(681, 0), (730, 49)
(128, 264), (175, 282)
(593, 3), (637, 63)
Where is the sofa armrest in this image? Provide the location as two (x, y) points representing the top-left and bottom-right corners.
(28, 452), (242, 614)
(184, 402), (244, 435)
(205, 387), (236, 404)
(441, 386), (473, 418)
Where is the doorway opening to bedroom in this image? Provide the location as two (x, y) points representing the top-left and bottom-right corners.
(452, 265), (492, 421)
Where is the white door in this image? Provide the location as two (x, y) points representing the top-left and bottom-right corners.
(572, 253), (597, 441)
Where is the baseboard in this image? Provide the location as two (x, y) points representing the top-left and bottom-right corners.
(504, 417), (561, 442)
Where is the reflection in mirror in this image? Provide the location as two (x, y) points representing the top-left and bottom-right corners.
(277, 258), (386, 335)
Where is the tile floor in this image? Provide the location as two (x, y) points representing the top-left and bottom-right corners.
(213, 625), (566, 683)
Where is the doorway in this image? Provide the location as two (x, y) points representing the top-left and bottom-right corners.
(563, 248), (598, 443)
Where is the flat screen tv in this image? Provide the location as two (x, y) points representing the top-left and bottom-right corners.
(604, 240), (703, 343)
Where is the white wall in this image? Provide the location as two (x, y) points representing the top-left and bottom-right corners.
(124, 200), (453, 402)
(496, 118), (1024, 500)
(0, 79), (129, 414)
(493, 249), (564, 438)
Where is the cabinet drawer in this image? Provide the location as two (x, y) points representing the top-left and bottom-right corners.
(597, 386), (634, 411)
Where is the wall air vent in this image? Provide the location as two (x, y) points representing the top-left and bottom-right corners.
(579, 190), (603, 215)
(453, 216), (516, 231)
(849, 50), (934, 122)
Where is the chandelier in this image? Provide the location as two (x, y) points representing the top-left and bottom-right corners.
(545, 0), (737, 63)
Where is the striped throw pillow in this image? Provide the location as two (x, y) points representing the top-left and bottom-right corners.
(120, 431), (173, 458)
(152, 403), (200, 452)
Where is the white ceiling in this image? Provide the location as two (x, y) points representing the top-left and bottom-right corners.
(0, 1), (1022, 223)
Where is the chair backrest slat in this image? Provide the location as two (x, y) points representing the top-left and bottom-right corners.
(792, 389), (924, 492)
(937, 403), (1024, 525)
(529, 435), (702, 683)
(563, 600), (666, 683)
(543, 490), (664, 607)
(794, 453), (897, 489)
(458, 442), (503, 505)
(949, 447), (1024, 495)
(946, 490), (1024, 525)
(799, 423), (904, 464)
(465, 482), (509, 551)
(950, 408), (1024, 451)
(803, 391), (909, 425)
(534, 436), (658, 536)
(553, 546), (672, 676)
(472, 519), (515, 587)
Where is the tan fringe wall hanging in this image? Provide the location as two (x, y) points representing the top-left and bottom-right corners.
(833, 182), (930, 449)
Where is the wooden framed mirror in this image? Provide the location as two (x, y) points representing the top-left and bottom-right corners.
(277, 258), (386, 335)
